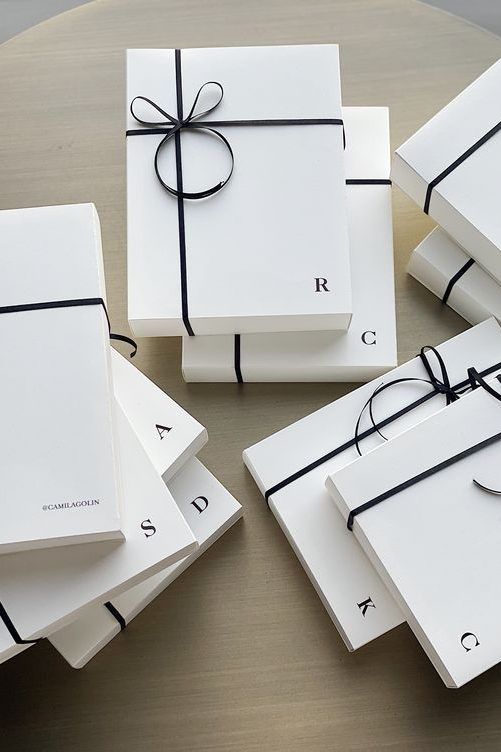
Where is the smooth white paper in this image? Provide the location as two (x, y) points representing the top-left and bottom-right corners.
(408, 227), (501, 326)
(393, 58), (501, 283)
(182, 107), (396, 382)
(327, 377), (501, 687)
(127, 45), (352, 336)
(0, 406), (197, 648)
(111, 349), (208, 481)
(243, 319), (501, 650)
(0, 203), (123, 552)
(50, 458), (242, 668)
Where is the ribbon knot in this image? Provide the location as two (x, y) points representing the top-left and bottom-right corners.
(129, 81), (234, 200)
(353, 345), (466, 456)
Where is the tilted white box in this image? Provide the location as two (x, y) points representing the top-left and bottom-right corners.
(243, 319), (501, 650)
(393, 59), (501, 284)
(327, 373), (501, 687)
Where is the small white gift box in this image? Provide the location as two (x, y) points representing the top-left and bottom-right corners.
(0, 204), (123, 553)
(327, 368), (501, 688)
(408, 227), (501, 326)
(393, 59), (501, 284)
(243, 319), (501, 650)
(50, 458), (242, 668)
(127, 45), (351, 336)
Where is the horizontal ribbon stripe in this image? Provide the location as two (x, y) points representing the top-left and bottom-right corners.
(442, 257), (475, 305)
(0, 297), (137, 358)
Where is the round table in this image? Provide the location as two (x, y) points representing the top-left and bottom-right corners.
(1, 1), (501, 749)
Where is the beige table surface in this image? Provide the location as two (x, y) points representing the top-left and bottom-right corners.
(1, 1), (501, 749)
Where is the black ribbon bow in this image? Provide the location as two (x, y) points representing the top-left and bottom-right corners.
(129, 82), (234, 200)
(353, 346), (463, 456)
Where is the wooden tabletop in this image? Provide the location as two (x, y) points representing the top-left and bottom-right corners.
(1, 1), (501, 749)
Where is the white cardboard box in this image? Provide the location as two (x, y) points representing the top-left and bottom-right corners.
(111, 349), (208, 481)
(0, 405), (197, 649)
(243, 319), (501, 650)
(0, 203), (123, 553)
(327, 374), (501, 688)
(392, 58), (501, 284)
(0, 350), (208, 666)
(127, 45), (351, 336)
(182, 107), (396, 382)
(50, 458), (243, 668)
(408, 227), (501, 326)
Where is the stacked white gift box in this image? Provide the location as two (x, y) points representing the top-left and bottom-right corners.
(126, 44), (398, 382)
(0, 202), (242, 669)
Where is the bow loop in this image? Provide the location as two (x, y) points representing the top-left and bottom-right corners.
(130, 96), (179, 128)
(129, 81), (234, 201)
(420, 346), (460, 404)
(185, 81), (224, 123)
(354, 345), (465, 457)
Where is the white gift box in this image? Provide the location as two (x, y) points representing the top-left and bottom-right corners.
(0, 203), (123, 553)
(111, 349), (207, 481)
(392, 59), (501, 284)
(408, 227), (501, 326)
(50, 458), (242, 668)
(127, 45), (352, 336)
(182, 107), (395, 382)
(243, 319), (501, 650)
(0, 405), (197, 655)
(0, 350), (207, 666)
(327, 373), (501, 688)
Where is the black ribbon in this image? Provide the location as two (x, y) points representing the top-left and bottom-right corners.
(0, 298), (137, 358)
(104, 601), (127, 631)
(263, 351), (501, 504)
(423, 120), (501, 215)
(347, 371), (501, 530)
(127, 48), (345, 337)
(0, 602), (41, 646)
(442, 257), (475, 305)
(232, 178), (391, 383)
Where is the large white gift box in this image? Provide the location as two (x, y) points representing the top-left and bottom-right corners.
(0, 405), (197, 653)
(127, 45), (351, 336)
(243, 319), (501, 650)
(392, 59), (501, 283)
(408, 227), (501, 326)
(0, 203), (123, 553)
(327, 371), (501, 688)
(50, 458), (243, 668)
(182, 107), (396, 382)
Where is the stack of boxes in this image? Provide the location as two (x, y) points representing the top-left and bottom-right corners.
(0, 203), (242, 668)
(126, 45), (398, 383)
